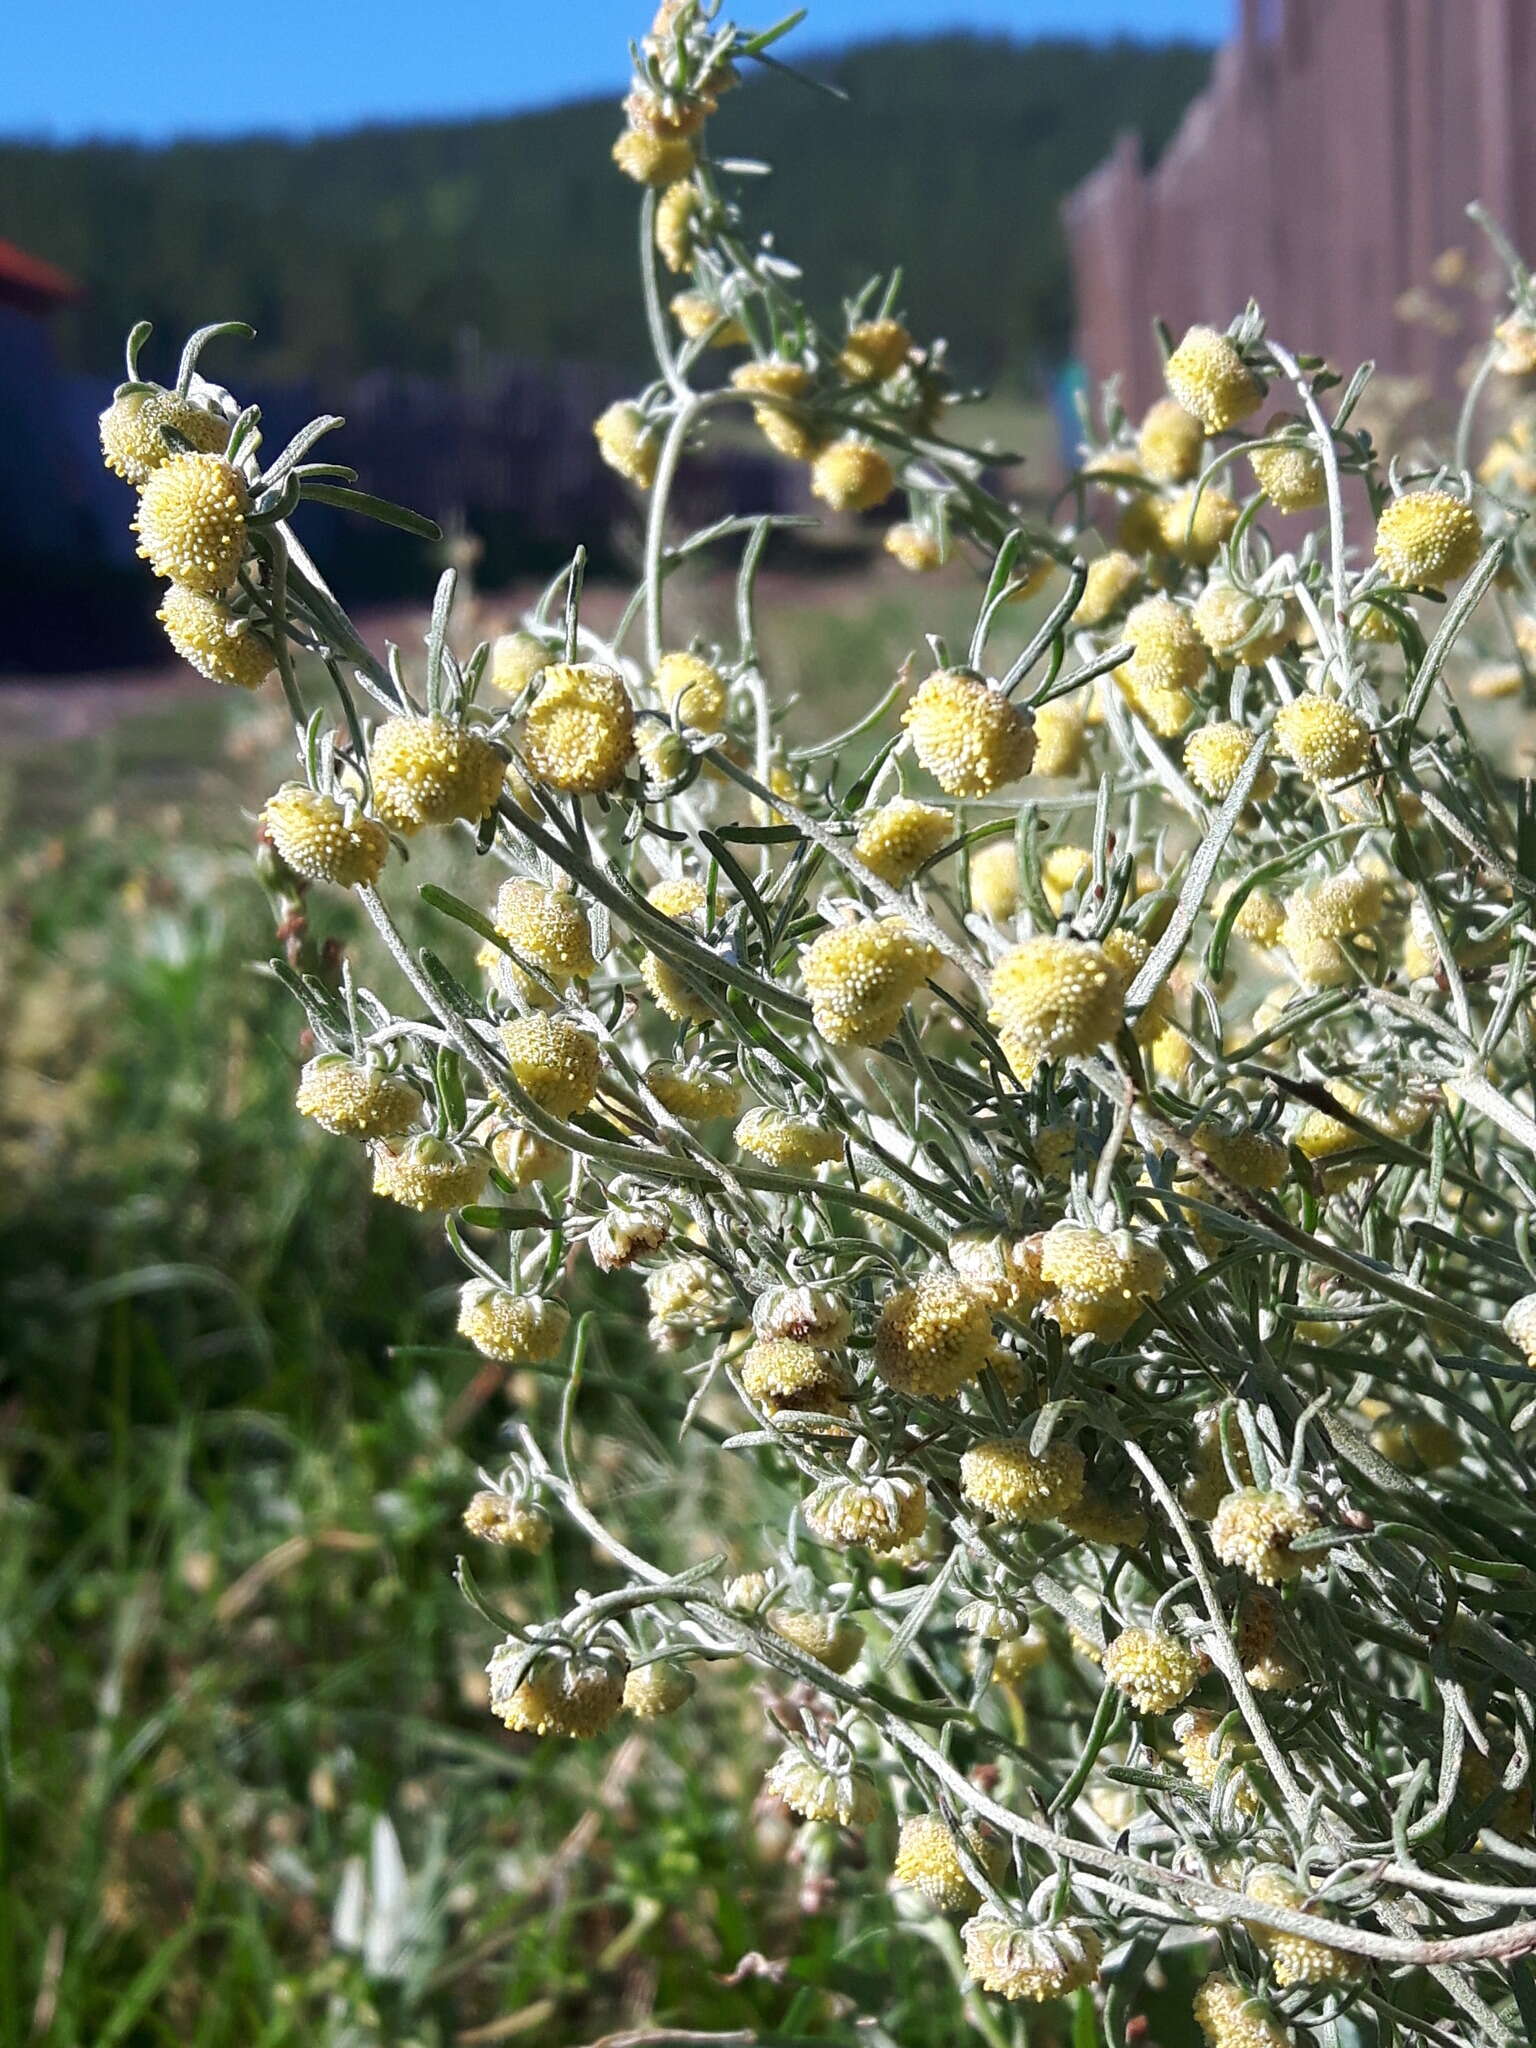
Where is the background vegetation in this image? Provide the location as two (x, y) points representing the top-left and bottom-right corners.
(3, 35), (1208, 388)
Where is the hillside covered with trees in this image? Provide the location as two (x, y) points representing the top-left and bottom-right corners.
(2, 35), (1209, 388)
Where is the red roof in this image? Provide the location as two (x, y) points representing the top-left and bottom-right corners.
(0, 238), (79, 316)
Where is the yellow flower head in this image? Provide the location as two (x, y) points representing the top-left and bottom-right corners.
(1103, 1625), (1200, 1713)
(732, 358), (817, 458)
(739, 1337), (852, 1415)
(1118, 491), (1167, 557)
(735, 1106), (842, 1169)
(1468, 660), (1523, 702)
(1148, 1020), (1194, 1085)
(903, 669), (1035, 796)
(1250, 415), (1325, 511)
(1041, 843), (1092, 913)
(588, 1199), (669, 1272)
(1244, 1868), (1363, 1988)
(969, 840), (1020, 923)
(946, 1230), (1046, 1313)
(1218, 880), (1285, 949)
(624, 82), (711, 140)
(960, 1435), (1085, 1523)
(489, 1123), (566, 1186)
(1375, 488), (1482, 587)
(1123, 594), (1209, 694)
(873, 1270), (993, 1398)
(521, 662), (636, 793)
(1211, 1486), (1320, 1584)
(1137, 396), (1204, 483)
(1280, 868), (1383, 985)
(295, 1054), (421, 1139)
(1494, 311), (1536, 376)
(805, 1472), (927, 1552)
(645, 1059), (741, 1121)
(132, 453), (249, 593)
(641, 951), (713, 1022)
(1504, 1292), (1536, 1365)
(1192, 583), (1292, 666)
(765, 1750), (879, 1826)
(1121, 670), (1195, 737)
(1371, 1414), (1460, 1472)
(611, 127), (694, 186)
(493, 877), (596, 993)
(655, 179), (699, 272)
(457, 1281), (570, 1364)
(1189, 1124), (1289, 1193)
(1184, 722), (1276, 803)
(499, 1014), (601, 1118)
(811, 436), (896, 512)
(1350, 596), (1402, 643)
(956, 1595), (1032, 1642)
(801, 916), (935, 1045)
(369, 715), (504, 833)
(371, 1134), (490, 1212)
(1271, 694), (1371, 783)
(838, 317), (912, 383)
(263, 785), (389, 888)
(647, 875), (709, 922)
(1032, 1123), (1077, 1181)
(489, 629), (550, 699)
(463, 1491), (552, 1552)
(1175, 1710), (1261, 1814)
(853, 796), (950, 885)
(654, 649), (728, 732)
(893, 1814), (1005, 1912)
(1062, 1490), (1149, 1547)
(100, 386), (228, 485)
(1193, 1973), (1292, 2048)
(645, 1255), (729, 1326)
(623, 1660), (697, 1718)
(594, 400), (659, 487)
(884, 522), (947, 573)
(960, 1915), (1103, 2004)
(670, 289), (743, 345)
(581, 1196), (667, 1269)
(1164, 325), (1261, 433)
(1159, 485), (1239, 565)
(1074, 549), (1142, 627)
(766, 1606), (866, 1672)
(722, 1571), (774, 1615)
(988, 937), (1124, 1064)
(489, 1642), (627, 1738)
(1033, 691), (1089, 776)
(753, 1283), (851, 1348)
(635, 724), (690, 785)
(1288, 1097), (1363, 1173)
(1037, 1221), (1168, 1341)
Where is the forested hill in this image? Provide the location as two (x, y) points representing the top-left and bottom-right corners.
(1, 35), (1209, 388)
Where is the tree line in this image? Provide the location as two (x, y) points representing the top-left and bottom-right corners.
(3, 35), (1209, 389)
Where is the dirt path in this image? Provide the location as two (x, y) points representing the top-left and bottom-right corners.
(0, 663), (198, 747)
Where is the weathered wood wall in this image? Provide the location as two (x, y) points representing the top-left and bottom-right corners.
(1063, 0), (1536, 416)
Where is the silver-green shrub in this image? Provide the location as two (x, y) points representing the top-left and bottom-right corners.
(99, 6), (1536, 2038)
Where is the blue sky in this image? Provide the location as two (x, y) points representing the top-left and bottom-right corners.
(2, 0), (1227, 143)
